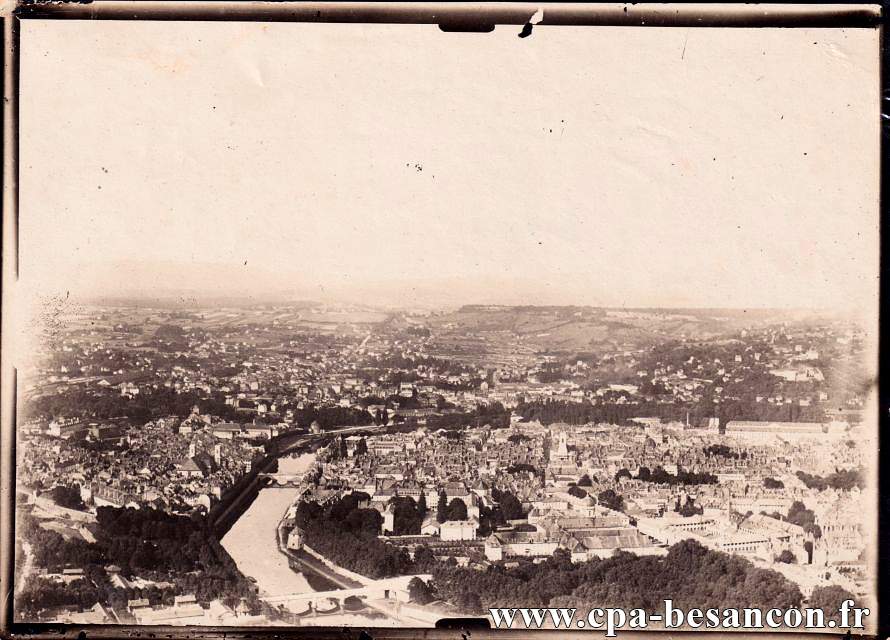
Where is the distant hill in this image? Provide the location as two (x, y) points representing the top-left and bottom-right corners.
(426, 305), (830, 355)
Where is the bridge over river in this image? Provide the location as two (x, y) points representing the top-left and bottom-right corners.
(259, 472), (305, 487)
(211, 424), (387, 529)
(262, 575), (430, 613)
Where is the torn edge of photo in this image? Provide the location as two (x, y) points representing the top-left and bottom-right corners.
(0, 2), (885, 639)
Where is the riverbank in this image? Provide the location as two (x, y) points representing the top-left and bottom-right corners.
(221, 487), (311, 597)
(220, 450), (407, 625)
(220, 453), (317, 598)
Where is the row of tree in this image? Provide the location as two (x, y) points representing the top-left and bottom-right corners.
(294, 493), (415, 579)
(784, 501), (823, 539)
(292, 405), (375, 430)
(615, 466), (718, 487)
(429, 539), (858, 622)
(26, 387), (240, 423)
(795, 468), (864, 491)
(425, 402), (511, 430)
(15, 505), (265, 620)
(515, 397), (828, 427)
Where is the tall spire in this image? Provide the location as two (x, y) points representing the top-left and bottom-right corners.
(557, 431), (569, 457)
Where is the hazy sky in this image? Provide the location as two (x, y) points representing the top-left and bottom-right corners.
(18, 19), (880, 309)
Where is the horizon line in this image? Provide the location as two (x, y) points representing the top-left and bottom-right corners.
(57, 293), (851, 315)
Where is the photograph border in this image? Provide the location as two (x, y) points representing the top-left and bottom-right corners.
(1, 2), (885, 638)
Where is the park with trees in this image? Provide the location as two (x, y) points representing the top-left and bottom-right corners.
(15, 505), (264, 621)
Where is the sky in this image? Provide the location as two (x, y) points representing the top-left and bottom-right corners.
(17, 19), (880, 310)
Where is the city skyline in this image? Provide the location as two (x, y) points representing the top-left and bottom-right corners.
(13, 298), (877, 628)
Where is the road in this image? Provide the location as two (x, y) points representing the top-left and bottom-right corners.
(16, 541), (34, 595)
(284, 549), (364, 591)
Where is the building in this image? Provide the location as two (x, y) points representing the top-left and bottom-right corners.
(244, 424), (279, 439)
(484, 530), (560, 561)
(175, 457), (204, 478)
(636, 511), (807, 562)
(47, 418), (88, 439)
(92, 482), (139, 508)
(420, 516), (440, 536)
(724, 421), (843, 443)
(383, 503), (396, 534)
(549, 431), (574, 466)
(287, 527), (303, 550)
(212, 423), (242, 440)
(439, 518), (478, 542)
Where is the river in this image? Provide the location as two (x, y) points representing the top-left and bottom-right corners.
(221, 453), (314, 597)
(220, 452), (401, 626)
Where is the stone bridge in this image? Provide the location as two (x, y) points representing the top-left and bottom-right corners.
(259, 473), (304, 487)
(262, 574), (430, 613)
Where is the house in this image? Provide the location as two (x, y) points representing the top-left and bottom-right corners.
(133, 599), (207, 625)
(175, 457), (204, 478)
(62, 602), (112, 625)
(212, 423), (242, 439)
(127, 598), (151, 613)
(243, 424), (278, 440)
(440, 518), (478, 542)
(47, 418), (88, 439)
(420, 516), (440, 536)
(287, 528), (303, 549)
(383, 503), (396, 534)
(119, 382), (140, 397)
(484, 530), (558, 562)
(88, 424), (124, 443)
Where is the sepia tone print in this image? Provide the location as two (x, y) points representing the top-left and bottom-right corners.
(4, 9), (880, 631)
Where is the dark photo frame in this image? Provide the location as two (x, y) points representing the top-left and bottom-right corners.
(1, 2), (884, 639)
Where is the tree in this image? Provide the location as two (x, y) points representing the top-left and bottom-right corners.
(428, 538), (805, 620)
(776, 550), (796, 564)
(389, 497), (422, 535)
(614, 468), (633, 482)
(567, 485), (587, 499)
(50, 485), (86, 511)
(436, 491), (448, 524)
(786, 501), (821, 538)
(498, 492), (523, 521)
(804, 540), (814, 563)
(417, 492), (428, 519)
(446, 498), (467, 522)
(675, 495), (703, 517)
(20, 504), (268, 614)
(597, 489), (625, 512)
(408, 577), (434, 605)
(809, 585), (857, 625)
(355, 437), (368, 456)
(344, 508), (382, 537)
(795, 468), (864, 491)
(578, 474), (592, 487)
(506, 463), (536, 475)
(413, 545), (436, 571)
(458, 591), (482, 614)
(294, 495), (415, 579)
